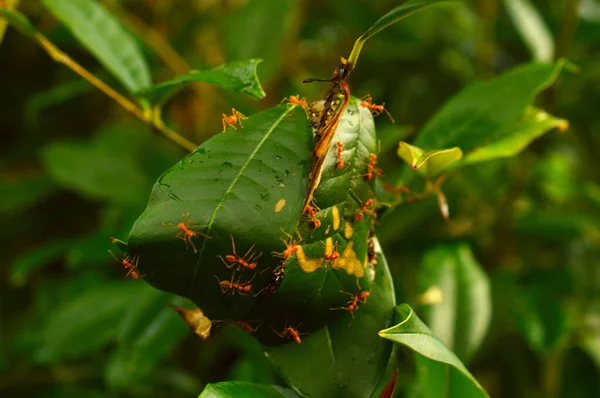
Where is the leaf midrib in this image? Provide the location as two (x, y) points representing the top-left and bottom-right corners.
(187, 106), (295, 296)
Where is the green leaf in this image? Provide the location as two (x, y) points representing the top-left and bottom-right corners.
(10, 238), (73, 287)
(42, 0), (151, 93)
(412, 61), (564, 154)
(0, 6), (36, 36)
(127, 104), (313, 319)
(379, 304), (489, 398)
(417, 244), (492, 361)
(266, 246), (395, 398)
(0, 175), (55, 215)
(36, 282), (150, 364)
(199, 382), (299, 398)
(137, 59), (266, 106)
(223, 0), (294, 81)
(503, 0), (554, 62)
(24, 79), (94, 127)
(40, 127), (151, 204)
(347, 0), (449, 71)
(397, 142), (463, 178)
(457, 107), (568, 167)
(105, 290), (188, 389)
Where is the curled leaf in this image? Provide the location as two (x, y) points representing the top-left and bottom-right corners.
(397, 142), (463, 178)
(170, 305), (212, 340)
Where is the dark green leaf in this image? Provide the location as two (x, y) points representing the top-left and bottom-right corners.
(10, 238), (73, 287)
(138, 59), (266, 106)
(379, 304), (488, 397)
(36, 282), (150, 364)
(127, 104), (313, 318)
(199, 382), (299, 398)
(42, 0), (151, 93)
(40, 127), (151, 204)
(265, 246), (395, 398)
(412, 61), (564, 154)
(347, 0), (449, 70)
(0, 6), (37, 36)
(417, 244), (492, 361)
(0, 175), (55, 215)
(457, 107), (568, 167)
(503, 0), (554, 61)
(105, 290), (188, 389)
(24, 79), (94, 127)
(223, 0), (293, 80)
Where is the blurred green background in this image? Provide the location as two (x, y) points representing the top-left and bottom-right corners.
(1, 0), (600, 397)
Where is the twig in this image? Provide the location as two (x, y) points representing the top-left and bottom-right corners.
(1, 9), (197, 152)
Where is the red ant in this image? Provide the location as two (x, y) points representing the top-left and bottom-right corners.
(219, 235), (260, 271)
(235, 320), (260, 334)
(273, 230), (301, 260)
(271, 322), (304, 344)
(324, 240), (340, 266)
(330, 281), (371, 318)
(363, 153), (383, 181)
(214, 273), (255, 296)
(282, 94), (308, 109)
(304, 204), (321, 228)
(336, 141), (350, 170)
(108, 250), (141, 280)
(360, 95), (395, 123)
(161, 213), (210, 253)
(355, 198), (374, 222)
(222, 108), (248, 132)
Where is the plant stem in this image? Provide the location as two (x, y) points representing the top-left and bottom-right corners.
(555, 0), (581, 60)
(475, 0), (499, 78)
(34, 33), (197, 151)
(1, 8), (198, 152)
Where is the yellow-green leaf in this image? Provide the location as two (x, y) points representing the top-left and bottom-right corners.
(397, 142), (463, 178)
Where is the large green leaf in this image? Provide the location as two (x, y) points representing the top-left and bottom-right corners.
(412, 61), (564, 154)
(251, 97), (381, 326)
(457, 106), (568, 167)
(503, 0), (554, 62)
(36, 282), (150, 364)
(379, 304), (488, 398)
(199, 382), (299, 398)
(105, 290), (188, 389)
(266, 246), (395, 398)
(347, 0), (449, 71)
(42, 0), (151, 93)
(126, 104), (313, 319)
(417, 244), (492, 361)
(137, 59), (266, 107)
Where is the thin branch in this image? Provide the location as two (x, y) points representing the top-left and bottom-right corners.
(1, 7), (197, 152)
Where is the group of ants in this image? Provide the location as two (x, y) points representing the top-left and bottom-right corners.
(109, 93), (393, 344)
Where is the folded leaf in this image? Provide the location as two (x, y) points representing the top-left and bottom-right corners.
(397, 142), (463, 178)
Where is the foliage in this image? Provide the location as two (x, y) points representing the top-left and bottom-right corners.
(1, 0), (600, 397)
